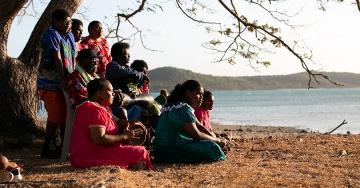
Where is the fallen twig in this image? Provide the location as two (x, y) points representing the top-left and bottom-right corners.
(325, 120), (348, 134)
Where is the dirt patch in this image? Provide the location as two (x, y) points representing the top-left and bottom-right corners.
(2, 125), (360, 187)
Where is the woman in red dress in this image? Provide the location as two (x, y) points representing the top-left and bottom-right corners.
(80, 21), (111, 77)
(69, 78), (152, 169)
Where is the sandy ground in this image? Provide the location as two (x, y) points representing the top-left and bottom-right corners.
(1, 124), (360, 187)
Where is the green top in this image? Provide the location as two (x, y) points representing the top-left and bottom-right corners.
(154, 102), (195, 148)
(153, 102), (226, 163)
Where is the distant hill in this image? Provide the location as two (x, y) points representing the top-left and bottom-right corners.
(148, 66), (360, 92)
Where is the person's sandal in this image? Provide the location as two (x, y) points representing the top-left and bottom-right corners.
(0, 171), (14, 184)
(10, 167), (22, 182)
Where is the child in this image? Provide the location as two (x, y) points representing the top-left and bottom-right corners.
(194, 90), (232, 152)
(130, 60), (150, 95)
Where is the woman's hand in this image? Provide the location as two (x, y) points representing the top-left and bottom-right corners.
(123, 129), (140, 141)
(117, 119), (129, 133)
(90, 126), (138, 145)
(184, 123), (223, 144)
(217, 137), (228, 148)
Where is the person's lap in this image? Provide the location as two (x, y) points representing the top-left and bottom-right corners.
(71, 144), (150, 168)
(154, 140), (226, 163)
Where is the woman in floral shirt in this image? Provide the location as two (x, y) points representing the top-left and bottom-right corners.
(80, 21), (111, 77)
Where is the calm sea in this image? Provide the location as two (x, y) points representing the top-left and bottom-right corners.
(38, 88), (360, 134)
(209, 88), (360, 134)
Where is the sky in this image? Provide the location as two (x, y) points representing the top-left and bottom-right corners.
(7, 0), (360, 76)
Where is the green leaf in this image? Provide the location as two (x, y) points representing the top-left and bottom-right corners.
(209, 40), (221, 46)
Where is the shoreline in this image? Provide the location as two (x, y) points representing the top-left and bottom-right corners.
(212, 123), (310, 139)
(38, 119), (356, 137)
(37, 119), (309, 137)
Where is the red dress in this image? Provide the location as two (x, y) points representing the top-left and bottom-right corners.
(70, 101), (152, 169)
(80, 37), (111, 77)
(194, 107), (213, 131)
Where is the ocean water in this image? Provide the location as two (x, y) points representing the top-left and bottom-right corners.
(210, 88), (360, 134)
(38, 88), (360, 134)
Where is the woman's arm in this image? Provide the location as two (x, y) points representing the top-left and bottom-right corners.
(183, 123), (226, 146)
(195, 120), (216, 137)
(89, 126), (134, 145)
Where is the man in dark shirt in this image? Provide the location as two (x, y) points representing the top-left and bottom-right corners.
(105, 42), (149, 97)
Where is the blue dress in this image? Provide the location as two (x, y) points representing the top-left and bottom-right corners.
(153, 102), (226, 163)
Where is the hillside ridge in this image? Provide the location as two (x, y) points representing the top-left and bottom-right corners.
(148, 66), (360, 92)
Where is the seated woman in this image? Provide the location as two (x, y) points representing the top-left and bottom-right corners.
(153, 80), (227, 163)
(69, 78), (152, 169)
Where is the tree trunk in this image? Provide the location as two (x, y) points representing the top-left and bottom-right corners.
(0, 0), (83, 147)
(0, 57), (42, 147)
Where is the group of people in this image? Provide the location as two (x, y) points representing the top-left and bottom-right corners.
(37, 9), (149, 159)
(68, 78), (226, 169)
(34, 8), (229, 171)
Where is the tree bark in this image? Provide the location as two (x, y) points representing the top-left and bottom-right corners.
(0, 0), (27, 59)
(0, 0), (83, 147)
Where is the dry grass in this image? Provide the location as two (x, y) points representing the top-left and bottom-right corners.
(2, 125), (360, 187)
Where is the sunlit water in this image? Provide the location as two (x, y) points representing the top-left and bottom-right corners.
(210, 88), (360, 134)
(38, 88), (360, 134)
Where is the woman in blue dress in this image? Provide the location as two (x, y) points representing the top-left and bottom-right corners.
(153, 80), (227, 163)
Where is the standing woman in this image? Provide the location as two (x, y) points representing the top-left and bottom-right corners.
(69, 78), (152, 169)
(80, 21), (111, 77)
(153, 80), (226, 163)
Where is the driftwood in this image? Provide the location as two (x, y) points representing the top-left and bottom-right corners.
(325, 120), (348, 134)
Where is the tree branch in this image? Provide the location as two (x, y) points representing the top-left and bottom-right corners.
(113, 0), (162, 52)
(117, 0), (147, 20)
(249, 0), (299, 27)
(175, 0), (222, 25)
(217, 0), (342, 88)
